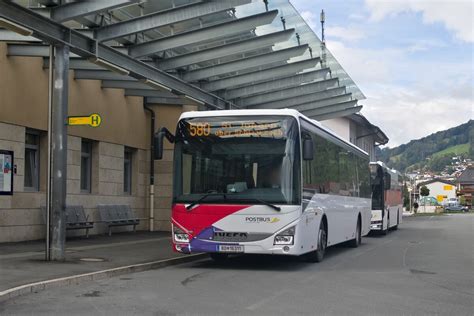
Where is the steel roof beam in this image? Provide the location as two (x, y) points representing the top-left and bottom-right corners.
(292, 94), (354, 113)
(203, 58), (322, 91)
(74, 69), (135, 81)
(236, 78), (340, 107)
(102, 80), (153, 90)
(37, 0), (59, 6)
(43, 58), (102, 70)
(146, 97), (184, 105)
(221, 68), (330, 99)
(159, 29), (295, 70)
(51, 0), (140, 22)
(0, 1), (229, 109)
(7, 43), (81, 57)
(249, 87), (347, 109)
(129, 10), (278, 58)
(182, 45), (310, 82)
(125, 89), (177, 97)
(0, 29), (39, 42)
(309, 105), (363, 121)
(302, 100), (359, 118)
(94, 0), (252, 42)
(253, 92), (352, 110)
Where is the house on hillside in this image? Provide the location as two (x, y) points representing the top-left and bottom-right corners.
(456, 167), (474, 208)
(417, 179), (457, 204)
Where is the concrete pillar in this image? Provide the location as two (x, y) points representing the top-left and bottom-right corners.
(49, 44), (69, 261)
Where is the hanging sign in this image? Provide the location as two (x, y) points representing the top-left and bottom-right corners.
(0, 150), (14, 195)
(67, 113), (102, 127)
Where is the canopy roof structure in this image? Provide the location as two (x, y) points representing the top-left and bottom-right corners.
(0, 0), (365, 120)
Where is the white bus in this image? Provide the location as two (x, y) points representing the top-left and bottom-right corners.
(155, 109), (372, 262)
(369, 162), (403, 234)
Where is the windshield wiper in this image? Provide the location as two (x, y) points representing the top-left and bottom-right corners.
(241, 198), (281, 212)
(186, 192), (226, 210)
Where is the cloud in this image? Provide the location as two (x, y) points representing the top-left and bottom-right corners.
(349, 13), (367, 21)
(365, 0), (474, 42)
(300, 10), (318, 30)
(324, 40), (404, 85)
(404, 38), (448, 52)
(324, 40), (473, 146)
(326, 26), (366, 42)
(361, 87), (473, 147)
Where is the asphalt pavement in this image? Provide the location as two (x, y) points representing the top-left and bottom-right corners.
(0, 231), (184, 291)
(1, 214), (473, 315)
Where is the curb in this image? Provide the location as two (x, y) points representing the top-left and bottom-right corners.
(0, 253), (207, 303)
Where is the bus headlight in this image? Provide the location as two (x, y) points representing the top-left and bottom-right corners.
(274, 226), (295, 245)
(173, 226), (190, 243)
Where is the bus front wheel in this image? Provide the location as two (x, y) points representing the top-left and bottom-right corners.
(349, 217), (361, 248)
(305, 220), (327, 263)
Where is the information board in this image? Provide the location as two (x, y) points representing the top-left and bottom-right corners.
(0, 150), (14, 195)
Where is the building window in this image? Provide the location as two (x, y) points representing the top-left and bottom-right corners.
(80, 140), (92, 193)
(24, 131), (40, 191)
(124, 147), (132, 194)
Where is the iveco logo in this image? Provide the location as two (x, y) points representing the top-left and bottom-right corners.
(245, 217), (280, 223)
(214, 232), (248, 238)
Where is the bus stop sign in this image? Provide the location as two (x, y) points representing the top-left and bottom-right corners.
(67, 113), (102, 127)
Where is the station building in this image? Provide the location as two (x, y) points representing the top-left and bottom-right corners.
(0, 0), (388, 242)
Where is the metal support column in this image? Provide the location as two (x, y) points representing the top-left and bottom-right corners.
(49, 44), (69, 261)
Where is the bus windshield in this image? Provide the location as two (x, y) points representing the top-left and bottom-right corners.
(370, 164), (383, 210)
(173, 116), (300, 205)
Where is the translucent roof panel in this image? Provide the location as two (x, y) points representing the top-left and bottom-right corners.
(234, 0), (365, 100)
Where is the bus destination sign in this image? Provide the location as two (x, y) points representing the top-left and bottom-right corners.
(187, 121), (285, 138)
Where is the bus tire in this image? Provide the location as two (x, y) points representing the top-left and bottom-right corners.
(349, 217), (361, 248)
(305, 220), (327, 263)
(210, 253), (228, 263)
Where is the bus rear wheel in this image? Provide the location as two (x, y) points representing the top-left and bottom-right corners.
(210, 253), (228, 263)
(349, 218), (361, 248)
(305, 220), (327, 263)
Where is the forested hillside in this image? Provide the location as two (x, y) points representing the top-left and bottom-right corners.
(377, 120), (473, 172)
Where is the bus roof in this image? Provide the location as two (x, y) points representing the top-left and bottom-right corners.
(370, 161), (402, 176)
(179, 109), (369, 157)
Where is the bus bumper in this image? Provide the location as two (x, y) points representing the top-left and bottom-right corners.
(370, 220), (383, 230)
(172, 222), (304, 256)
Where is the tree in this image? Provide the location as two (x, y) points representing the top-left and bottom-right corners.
(420, 185), (430, 197)
(419, 185), (430, 213)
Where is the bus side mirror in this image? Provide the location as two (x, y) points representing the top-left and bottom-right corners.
(153, 127), (175, 160)
(303, 138), (314, 161)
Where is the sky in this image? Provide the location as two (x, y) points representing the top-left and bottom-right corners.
(290, 0), (474, 147)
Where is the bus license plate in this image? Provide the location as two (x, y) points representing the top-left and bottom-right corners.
(218, 245), (244, 253)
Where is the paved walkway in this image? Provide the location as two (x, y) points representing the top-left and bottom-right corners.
(0, 231), (182, 291)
